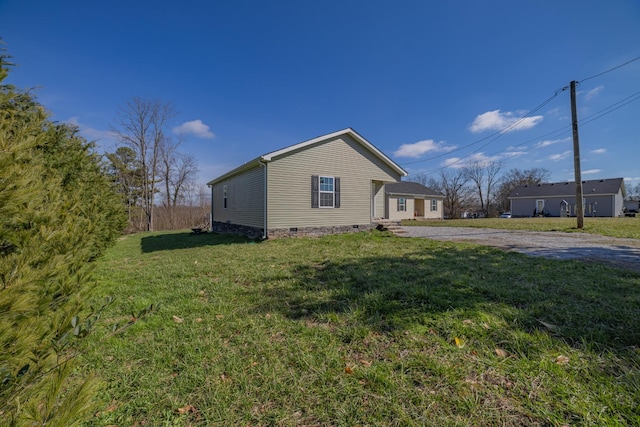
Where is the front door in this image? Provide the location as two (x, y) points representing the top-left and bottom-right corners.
(371, 181), (384, 219)
(414, 199), (425, 217)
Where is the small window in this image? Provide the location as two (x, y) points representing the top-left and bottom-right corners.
(223, 185), (228, 209)
(397, 197), (406, 212)
(431, 199), (438, 211)
(312, 175), (340, 208)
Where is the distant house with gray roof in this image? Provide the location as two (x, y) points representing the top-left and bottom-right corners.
(508, 178), (626, 218)
(385, 181), (444, 220)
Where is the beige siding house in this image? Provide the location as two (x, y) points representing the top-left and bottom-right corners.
(385, 182), (444, 221)
(207, 128), (408, 238)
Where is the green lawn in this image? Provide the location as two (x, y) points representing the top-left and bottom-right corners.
(80, 230), (640, 426)
(402, 217), (640, 239)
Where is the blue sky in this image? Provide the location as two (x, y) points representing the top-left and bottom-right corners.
(2, 1), (639, 188)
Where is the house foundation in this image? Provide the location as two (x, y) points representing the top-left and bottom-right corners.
(268, 224), (373, 238)
(211, 221), (373, 239)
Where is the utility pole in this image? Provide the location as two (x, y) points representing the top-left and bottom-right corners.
(570, 80), (584, 228)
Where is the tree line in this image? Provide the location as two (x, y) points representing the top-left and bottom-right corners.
(627, 182), (640, 201)
(411, 162), (551, 219)
(106, 98), (209, 232)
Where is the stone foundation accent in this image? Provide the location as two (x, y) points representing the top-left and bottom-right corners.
(267, 224), (373, 238)
(211, 221), (264, 239)
(212, 221), (373, 239)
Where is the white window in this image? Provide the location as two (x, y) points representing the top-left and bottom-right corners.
(223, 185), (228, 209)
(431, 199), (438, 211)
(397, 197), (406, 212)
(312, 175), (340, 208)
(319, 176), (335, 208)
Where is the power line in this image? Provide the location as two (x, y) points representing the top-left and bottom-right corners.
(519, 89), (640, 143)
(580, 89), (640, 126)
(400, 92), (560, 166)
(579, 55), (640, 84)
(475, 89), (640, 165)
(408, 88), (640, 177)
(401, 55), (640, 175)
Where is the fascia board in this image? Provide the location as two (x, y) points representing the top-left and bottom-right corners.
(206, 158), (264, 186)
(262, 128), (408, 177)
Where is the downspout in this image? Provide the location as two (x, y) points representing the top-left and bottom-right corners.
(208, 183), (214, 231)
(259, 160), (268, 239)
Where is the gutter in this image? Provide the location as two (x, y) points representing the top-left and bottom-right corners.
(207, 182), (214, 231)
(387, 192), (444, 198)
(259, 159), (268, 240)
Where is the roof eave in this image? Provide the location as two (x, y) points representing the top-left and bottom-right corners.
(387, 192), (444, 198)
(206, 157), (266, 186)
(262, 128), (408, 177)
(508, 192), (617, 199)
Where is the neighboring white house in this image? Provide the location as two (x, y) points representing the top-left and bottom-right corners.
(508, 178), (626, 217)
(385, 181), (444, 220)
(207, 128), (408, 238)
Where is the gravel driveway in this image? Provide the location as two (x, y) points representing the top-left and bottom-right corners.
(399, 226), (640, 272)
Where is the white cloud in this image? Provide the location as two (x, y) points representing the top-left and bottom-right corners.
(393, 139), (456, 158)
(624, 177), (640, 182)
(66, 117), (117, 145)
(549, 150), (571, 161)
(590, 148), (606, 154)
(469, 109), (543, 133)
(584, 85), (604, 101)
(534, 137), (570, 148)
(172, 119), (215, 139)
(535, 140), (557, 148)
(502, 150), (527, 158)
(441, 152), (500, 169)
(582, 169), (602, 175)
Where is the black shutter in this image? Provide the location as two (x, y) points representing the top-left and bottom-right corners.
(311, 175), (319, 208)
(334, 177), (340, 208)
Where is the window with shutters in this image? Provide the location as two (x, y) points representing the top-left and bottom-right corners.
(223, 185), (228, 209)
(431, 199), (438, 211)
(311, 175), (340, 208)
(397, 197), (406, 212)
(319, 176), (334, 207)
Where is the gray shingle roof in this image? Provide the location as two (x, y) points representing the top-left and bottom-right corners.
(386, 181), (444, 198)
(508, 178), (625, 198)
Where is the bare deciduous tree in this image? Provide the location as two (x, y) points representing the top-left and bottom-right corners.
(113, 98), (176, 231)
(495, 167), (551, 212)
(159, 138), (198, 228)
(463, 160), (503, 217)
(105, 146), (142, 225)
(427, 169), (472, 219)
(625, 181), (640, 201)
(409, 172), (429, 186)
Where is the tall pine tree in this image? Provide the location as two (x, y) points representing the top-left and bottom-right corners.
(0, 49), (126, 425)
